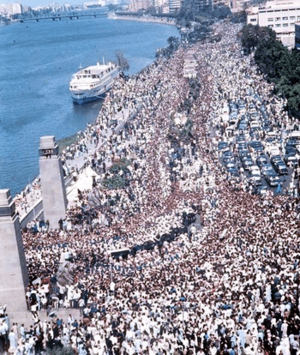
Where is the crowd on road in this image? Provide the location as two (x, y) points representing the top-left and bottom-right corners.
(3, 20), (300, 355)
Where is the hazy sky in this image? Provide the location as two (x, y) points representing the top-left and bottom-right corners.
(16, 0), (82, 8)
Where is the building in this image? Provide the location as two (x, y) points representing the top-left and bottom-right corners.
(128, 0), (153, 11)
(295, 22), (300, 48)
(230, 0), (250, 12)
(0, 2), (22, 15)
(247, 0), (300, 47)
(84, 0), (106, 8)
(168, 0), (181, 13)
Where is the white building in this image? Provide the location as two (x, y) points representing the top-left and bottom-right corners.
(295, 22), (300, 48)
(0, 3), (22, 14)
(84, 0), (106, 8)
(128, 0), (153, 11)
(168, 0), (181, 13)
(12, 2), (22, 14)
(247, 0), (300, 47)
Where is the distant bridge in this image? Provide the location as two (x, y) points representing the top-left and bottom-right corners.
(19, 12), (107, 23)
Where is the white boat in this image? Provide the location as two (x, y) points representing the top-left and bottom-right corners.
(69, 61), (119, 105)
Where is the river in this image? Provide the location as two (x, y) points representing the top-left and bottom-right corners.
(0, 15), (178, 195)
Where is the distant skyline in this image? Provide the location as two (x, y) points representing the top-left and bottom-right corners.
(5, 0), (82, 8)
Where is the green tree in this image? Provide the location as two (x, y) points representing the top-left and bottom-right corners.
(115, 51), (130, 73)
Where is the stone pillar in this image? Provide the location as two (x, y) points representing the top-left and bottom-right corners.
(39, 136), (67, 229)
(0, 189), (30, 325)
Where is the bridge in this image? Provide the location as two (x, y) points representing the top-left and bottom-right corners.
(19, 12), (107, 23)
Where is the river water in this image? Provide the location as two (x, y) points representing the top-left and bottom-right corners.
(0, 16), (178, 195)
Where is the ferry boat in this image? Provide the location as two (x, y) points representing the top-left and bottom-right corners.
(69, 61), (119, 105)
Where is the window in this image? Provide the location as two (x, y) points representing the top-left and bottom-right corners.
(268, 18), (274, 21)
(282, 16), (288, 20)
(250, 18), (257, 22)
(283, 23), (288, 27)
(275, 17), (281, 21)
(268, 25), (274, 28)
(297, 16), (300, 20)
(276, 24), (281, 27)
(290, 16), (295, 19)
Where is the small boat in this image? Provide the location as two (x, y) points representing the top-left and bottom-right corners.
(69, 61), (119, 105)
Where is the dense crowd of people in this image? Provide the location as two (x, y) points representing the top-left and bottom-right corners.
(3, 20), (300, 355)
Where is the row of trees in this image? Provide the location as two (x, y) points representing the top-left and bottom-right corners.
(241, 24), (300, 116)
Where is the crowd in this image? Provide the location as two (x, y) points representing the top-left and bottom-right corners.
(3, 20), (300, 355)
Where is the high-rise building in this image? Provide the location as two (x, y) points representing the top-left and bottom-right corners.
(247, 0), (300, 47)
(295, 22), (300, 48)
(128, 0), (153, 11)
(168, 0), (181, 13)
(12, 3), (22, 14)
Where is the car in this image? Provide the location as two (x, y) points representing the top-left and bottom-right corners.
(250, 165), (261, 175)
(250, 128), (261, 139)
(262, 125), (272, 133)
(229, 113), (238, 125)
(265, 172), (280, 187)
(249, 104), (256, 113)
(225, 162), (236, 169)
(226, 125), (236, 134)
(227, 167), (239, 176)
(273, 162), (288, 175)
(238, 120), (248, 130)
(239, 150), (251, 159)
(270, 155), (283, 165)
(285, 146), (298, 155)
(218, 141), (229, 151)
(242, 159), (254, 170)
(250, 112), (260, 120)
(261, 164), (275, 177)
(256, 155), (268, 168)
(284, 153), (298, 166)
(239, 106), (246, 114)
(257, 185), (268, 196)
(236, 135), (246, 143)
(286, 136), (300, 147)
(248, 173), (263, 186)
(223, 156), (235, 164)
(238, 142), (248, 151)
(223, 150), (233, 158)
(265, 136), (277, 144)
(249, 140), (264, 152)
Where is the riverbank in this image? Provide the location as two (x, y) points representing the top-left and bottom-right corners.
(107, 12), (177, 26)
(0, 16), (179, 196)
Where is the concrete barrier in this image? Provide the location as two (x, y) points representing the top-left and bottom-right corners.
(19, 199), (43, 228)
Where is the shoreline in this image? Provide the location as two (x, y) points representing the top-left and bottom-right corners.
(108, 13), (177, 27)
(10, 17), (178, 202)
(13, 22), (179, 214)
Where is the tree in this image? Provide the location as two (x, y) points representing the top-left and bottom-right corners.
(115, 51), (130, 73)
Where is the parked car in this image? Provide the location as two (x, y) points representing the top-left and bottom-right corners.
(261, 164), (274, 177)
(256, 154), (268, 168)
(265, 172), (280, 187)
(270, 155), (284, 165)
(218, 141), (229, 151)
(248, 172), (263, 185)
(273, 161), (288, 175)
(284, 153), (298, 166)
(249, 140), (264, 152)
(257, 185), (268, 196)
(227, 166), (239, 176)
(242, 158), (254, 170)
